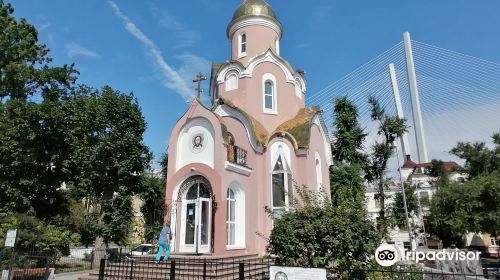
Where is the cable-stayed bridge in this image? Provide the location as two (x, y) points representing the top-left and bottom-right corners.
(308, 33), (500, 165)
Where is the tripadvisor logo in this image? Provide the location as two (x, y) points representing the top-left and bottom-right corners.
(375, 244), (481, 267)
(375, 244), (400, 267)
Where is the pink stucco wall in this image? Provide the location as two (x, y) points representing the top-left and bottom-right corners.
(230, 24), (280, 65)
(218, 60), (305, 133)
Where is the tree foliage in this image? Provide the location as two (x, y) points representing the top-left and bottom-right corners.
(139, 174), (166, 243)
(365, 96), (408, 234)
(267, 187), (378, 271)
(0, 1), (152, 250)
(0, 0), (78, 101)
(64, 86), (152, 246)
(0, 213), (79, 258)
(429, 173), (500, 246)
(330, 97), (368, 208)
(0, 0), (77, 220)
(390, 185), (420, 230)
(450, 134), (500, 179)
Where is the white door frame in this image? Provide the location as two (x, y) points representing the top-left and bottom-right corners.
(197, 198), (212, 254)
(178, 178), (212, 254)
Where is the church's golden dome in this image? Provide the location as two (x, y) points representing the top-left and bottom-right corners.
(227, 0), (282, 36)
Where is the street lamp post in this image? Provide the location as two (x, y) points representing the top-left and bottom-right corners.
(393, 141), (414, 250)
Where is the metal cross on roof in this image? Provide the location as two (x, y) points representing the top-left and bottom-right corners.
(193, 72), (207, 99)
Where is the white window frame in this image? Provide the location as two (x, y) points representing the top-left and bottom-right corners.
(225, 73), (238, 92)
(419, 191), (430, 207)
(226, 182), (245, 249)
(275, 37), (280, 55)
(262, 73), (277, 114)
(491, 238), (498, 246)
(238, 32), (247, 58)
(271, 146), (293, 215)
(315, 152), (323, 193)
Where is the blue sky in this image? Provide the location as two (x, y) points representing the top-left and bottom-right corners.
(9, 0), (500, 166)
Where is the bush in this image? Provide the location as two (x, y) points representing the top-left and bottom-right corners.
(0, 213), (80, 259)
(267, 186), (379, 271)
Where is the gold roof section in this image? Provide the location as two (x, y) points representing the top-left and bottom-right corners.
(227, 0), (282, 37)
(274, 107), (322, 149)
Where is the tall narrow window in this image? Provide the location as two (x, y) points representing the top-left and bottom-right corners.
(419, 191), (430, 207)
(271, 153), (293, 216)
(264, 80), (274, 110)
(275, 37), (280, 55)
(226, 189), (236, 246)
(263, 74), (277, 113)
(239, 33), (247, 57)
(315, 154), (323, 192)
(226, 183), (245, 247)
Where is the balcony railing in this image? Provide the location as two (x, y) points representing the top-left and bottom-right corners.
(227, 144), (248, 167)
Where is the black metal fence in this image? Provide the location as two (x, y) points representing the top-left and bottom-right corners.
(96, 256), (500, 280)
(0, 247), (134, 280)
(98, 257), (273, 280)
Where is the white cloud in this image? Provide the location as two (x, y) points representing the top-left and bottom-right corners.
(39, 22), (52, 31)
(108, 1), (209, 100)
(159, 13), (200, 49)
(66, 43), (101, 59)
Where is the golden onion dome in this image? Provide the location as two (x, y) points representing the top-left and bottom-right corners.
(227, 0), (282, 37)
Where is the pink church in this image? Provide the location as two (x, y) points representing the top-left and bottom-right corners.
(165, 0), (332, 257)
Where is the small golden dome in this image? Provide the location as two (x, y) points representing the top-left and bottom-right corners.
(227, 0), (282, 37)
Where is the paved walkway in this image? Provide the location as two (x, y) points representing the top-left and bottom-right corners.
(53, 270), (97, 280)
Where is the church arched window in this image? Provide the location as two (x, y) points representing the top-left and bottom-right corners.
(225, 73), (238, 91)
(271, 147), (293, 217)
(239, 33), (247, 57)
(263, 73), (277, 114)
(226, 182), (245, 247)
(315, 152), (323, 193)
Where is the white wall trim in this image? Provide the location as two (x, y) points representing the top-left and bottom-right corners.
(213, 105), (264, 153)
(225, 161), (252, 176)
(312, 114), (333, 166)
(243, 51), (294, 84)
(217, 65), (244, 85)
(228, 17), (282, 39)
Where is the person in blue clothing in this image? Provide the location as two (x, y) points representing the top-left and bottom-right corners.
(155, 223), (171, 264)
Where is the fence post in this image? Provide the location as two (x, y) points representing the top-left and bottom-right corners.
(98, 258), (106, 280)
(170, 260), (176, 280)
(239, 263), (244, 280)
(203, 260), (207, 280)
(129, 259), (134, 280)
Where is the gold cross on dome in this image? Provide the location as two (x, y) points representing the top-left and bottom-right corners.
(193, 72), (207, 99)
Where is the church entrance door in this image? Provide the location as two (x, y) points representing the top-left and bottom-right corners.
(180, 177), (212, 254)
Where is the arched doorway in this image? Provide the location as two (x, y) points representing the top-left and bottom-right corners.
(178, 176), (212, 254)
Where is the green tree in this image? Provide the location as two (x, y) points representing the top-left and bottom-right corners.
(0, 1), (78, 101)
(365, 96), (408, 234)
(330, 97), (367, 208)
(426, 159), (451, 188)
(390, 185), (420, 230)
(64, 199), (99, 248)
(64, 86), (152, 247)
(0, 0), (77, 220)
(267, 187), (378, 273)
(450, 133), (500, 179)
(428, 173), (500, 246)
(0, 213), (79, 258)
(140, 174), (165, 243)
